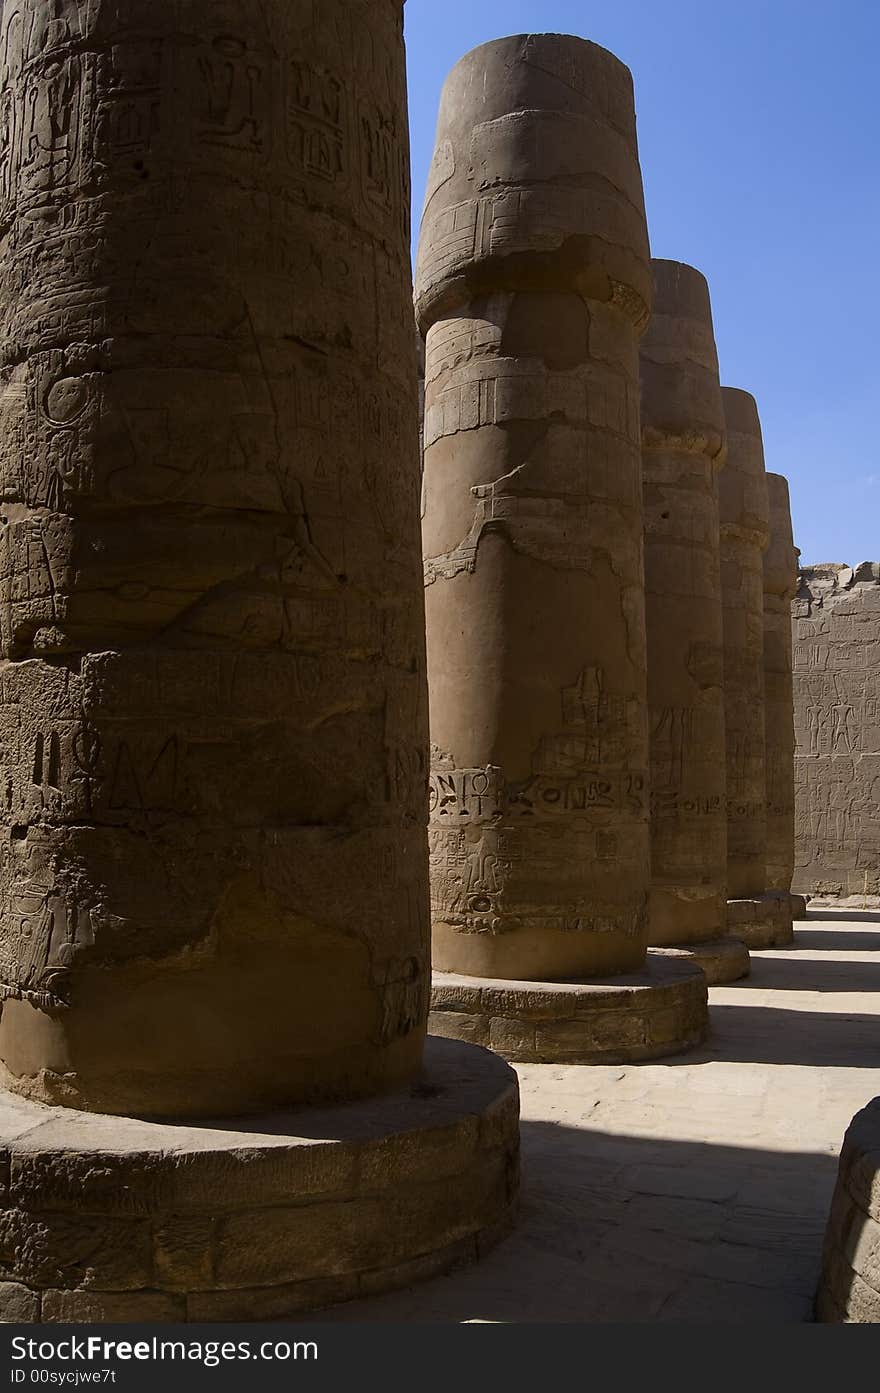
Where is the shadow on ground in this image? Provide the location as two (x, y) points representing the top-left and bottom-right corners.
(736, 954), (880, 993)
(794, 926), (880, 952)
(664, 1004), (880, 1068)
(314, 1123), (834, 1323)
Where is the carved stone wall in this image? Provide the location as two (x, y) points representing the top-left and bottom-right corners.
(0, 0), (430, 1116)
(719, 389), (770, 900)
(415, 34), (653, 980)
(640, 260), (727, 946)
(763, 474), (798, 894)
(793, 563), (880, 900)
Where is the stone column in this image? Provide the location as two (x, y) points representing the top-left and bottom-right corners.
(0, 0), (519, 1322)
(720, 390), (792, 947)
(764, 474), (805, 918)
(417, 325), (426, 465)
(640, 262), (748, 984)
(817, 1098), (880, 1322)
(417, 35), (707, 1063)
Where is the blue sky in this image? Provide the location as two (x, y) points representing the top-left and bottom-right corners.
(404, 1), (879, 565)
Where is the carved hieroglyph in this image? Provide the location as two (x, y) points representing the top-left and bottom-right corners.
(0, 0), (430, 1116)
(793, 563), (880, 899)
(764, 474), (798, 894)
(415, 35), (653, 980)
(719, 390), (770, 899)
(640, 261), (727, 946)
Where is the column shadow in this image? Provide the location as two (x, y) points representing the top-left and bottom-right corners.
(666, 1005), (880, 1068)
(793, 926), (880, 952)
(733, 955), (880, 993)
(315, 1122), (837, 1323)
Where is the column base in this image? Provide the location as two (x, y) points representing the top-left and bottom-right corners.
(0, 1038), (519, 1324)
(790, 894), (808, 920)
(816, 1098), (880, 1322)
(650, 936), (750, 985)
(429, 955), (708, 1065)
(726, 892), (794, 949)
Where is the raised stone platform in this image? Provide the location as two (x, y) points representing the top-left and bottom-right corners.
(791, 894), (808, 920)
(727, 893), (794, 949)
(0, 1039), (518, 1324)
(429, 955), (708, 1065)
(807, 895), (880, 913)
(650, 936), (751, 985)
(817, 1097), (880, 1322)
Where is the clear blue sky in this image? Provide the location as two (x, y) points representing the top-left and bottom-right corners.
(404, 1), (879, 566)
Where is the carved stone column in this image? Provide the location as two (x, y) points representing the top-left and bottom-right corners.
(0, 0), (519, 1322)
(764, 474), (804, 919)
(417, 35), (707, 1063)
(640, 261), (748, 984)
(817, 1098), (880, 1322)
(720, 390), (792, 947)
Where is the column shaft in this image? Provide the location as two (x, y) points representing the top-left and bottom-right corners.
(0, 0), (429, 1116)
(416, 35), (652, 981)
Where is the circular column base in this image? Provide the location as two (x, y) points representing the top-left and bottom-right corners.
(726, 892), (794, 949)
(429, 955), (708, 1064)
(0, 1038), (519, 1324)
(790, 894), (809, 921)
(817, 1098), (880, 1322)
(650, 936), (751, 985)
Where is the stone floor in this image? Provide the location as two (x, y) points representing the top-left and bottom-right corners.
(318, 911), (880, 1323)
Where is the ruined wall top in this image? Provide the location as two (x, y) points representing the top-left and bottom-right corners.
(798, 562), (880, 606)
(640, 259), (725, 461)
(414, 33), (651, 332)
(764, 473), (799, 601)
(719, 387), (770, 549)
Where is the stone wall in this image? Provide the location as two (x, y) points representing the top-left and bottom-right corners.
(792, 563), (880, 900)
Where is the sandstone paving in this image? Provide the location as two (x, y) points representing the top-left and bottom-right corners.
(316, 913), (880, 1323)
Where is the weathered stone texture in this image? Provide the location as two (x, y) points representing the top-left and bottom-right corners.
(726, 893), (793, 950)
(640, 260), (727, 947)
(719, 390), (770, 900)
(793, 563), (880, 900)
(817, 1097), (880, 1322)
(0, 0), (430, 1116)
(651, 936), (749, 985)
(0, 1039), (520, 1323)
(763, 474), (798, 895)
(429, 956), (708, 1064)
(416, 34), (653, 981)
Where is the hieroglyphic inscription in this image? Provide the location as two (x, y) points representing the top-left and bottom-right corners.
(0, 0), (429, 1113)
(429, 666), (648, 939)
(417, 34), (652, 978)
(793, 565), (880, 897)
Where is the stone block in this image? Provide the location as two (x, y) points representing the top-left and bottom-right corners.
(428, 1011), (490, 1047)
(488, 1018), (537, 1058)
(41, 1289), (186, 1324)
(0, 1208), (153, 1292)
(0, 1281), (39, 1322)
(153, 1217), (215, 1291)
